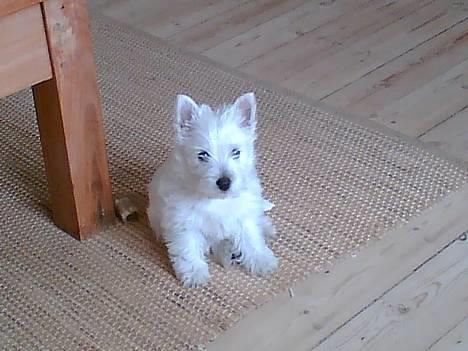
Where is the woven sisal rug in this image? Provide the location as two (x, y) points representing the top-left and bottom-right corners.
(1, 14), (467, 350)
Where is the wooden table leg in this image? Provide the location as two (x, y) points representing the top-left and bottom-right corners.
(32, 0), (114, 240)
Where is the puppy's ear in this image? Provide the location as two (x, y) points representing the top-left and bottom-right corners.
(234, 92), (256, 129)
(175, 94), (198, 134)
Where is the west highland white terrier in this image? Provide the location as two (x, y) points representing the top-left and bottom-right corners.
(147, 92), (278, 287)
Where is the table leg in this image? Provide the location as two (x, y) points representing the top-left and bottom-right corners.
(32, 0), (114, 240)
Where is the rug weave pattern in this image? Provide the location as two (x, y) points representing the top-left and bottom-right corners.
(1, 15), (467, 350)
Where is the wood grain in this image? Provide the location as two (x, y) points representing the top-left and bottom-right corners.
(323, 19), (468, 112)
(32, 0), (114, 240)
(241, 0), (433, 82)
(0, 0), (41, 17)
(429, 317), (468, 351)
(101, 0), (180, 25)
(102, 0), (226, 37)
(142, 0), (249, 39)
(208, 184), (468, 351)
(283, 1), (468, 99)
(0, 4), (51, 98)
(169, 0), (307, 52)
(421, 106), (468, 162)
(314, 239), (468, 351)
(372, 59), (468, 137)
(203, 0), (372, 67)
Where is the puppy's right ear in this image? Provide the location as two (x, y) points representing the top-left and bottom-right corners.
(175, 94), (198, 134)
(233, 92), (256, 129)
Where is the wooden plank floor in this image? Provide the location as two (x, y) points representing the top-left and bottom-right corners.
(314, 239), (468, 351)
(90, 0), (468, 349)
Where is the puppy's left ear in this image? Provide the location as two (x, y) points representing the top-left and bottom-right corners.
(175, 94), (199, 134)
(234, 92), (256, 129)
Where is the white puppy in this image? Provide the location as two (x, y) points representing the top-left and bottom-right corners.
(147, 92), (277, 287)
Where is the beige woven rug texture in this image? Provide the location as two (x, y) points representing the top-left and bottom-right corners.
(1, 15), (467, 350)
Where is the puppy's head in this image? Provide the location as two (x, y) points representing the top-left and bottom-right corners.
(173, 92), (257, 198)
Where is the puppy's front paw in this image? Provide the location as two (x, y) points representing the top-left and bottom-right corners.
(243, 248), (278, 276)
(179, 263), (210, 288)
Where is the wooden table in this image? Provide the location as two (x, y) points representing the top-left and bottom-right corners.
(0, 0), (114, 240)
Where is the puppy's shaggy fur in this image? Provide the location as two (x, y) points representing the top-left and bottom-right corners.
(148, 93), (277, 287)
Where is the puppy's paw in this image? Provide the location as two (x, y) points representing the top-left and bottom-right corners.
(214, 251), (243, 268)
(179, 263), (210, 288)
(230, 251), (243, 265)
(243, 248), (278, 276)
(212, 240), (244, 268)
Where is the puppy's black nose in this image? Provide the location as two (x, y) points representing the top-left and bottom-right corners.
(216, 177), (231, 191)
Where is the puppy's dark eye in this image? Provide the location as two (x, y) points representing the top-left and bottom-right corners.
(232, 148), (241, 159)
(197, 151), (210, 162)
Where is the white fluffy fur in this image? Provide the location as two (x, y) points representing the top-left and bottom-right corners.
(147, 92), (278, 287)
